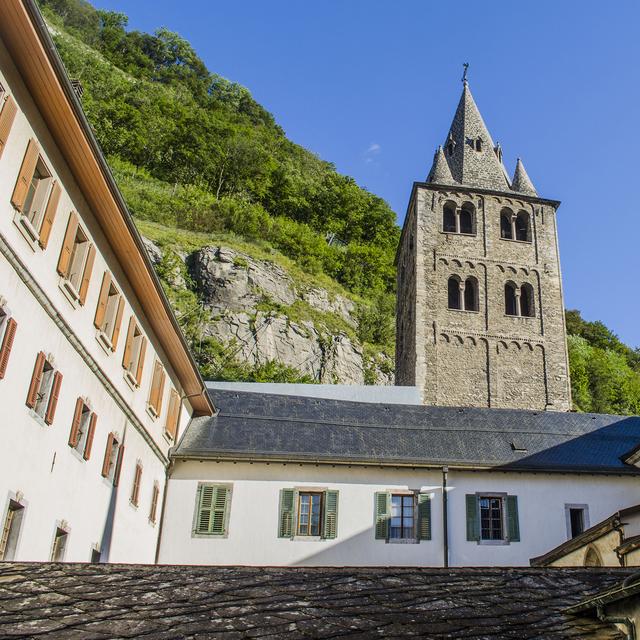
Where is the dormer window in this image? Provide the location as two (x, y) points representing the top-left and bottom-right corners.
(475, 137), (483, 152)
(446, 133), (455, 157)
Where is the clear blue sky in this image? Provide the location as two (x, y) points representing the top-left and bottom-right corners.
(91, 0), (640, 348)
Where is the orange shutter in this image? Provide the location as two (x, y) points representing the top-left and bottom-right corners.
(44, 371), (63, 425)
(26, 351), (46, 408)
(135, 337), (147, 385)
(149, 361), (164, 414)
(156, 369), (166, 415)
(38, 181), (61, 249)
(131, 464), (142, 505)
(111, 297), (125, 350)
(84, 413), (97, 460)
(0, 318), (17, 379)
(0, 95), (18, 159)
(68, 398), (84, 447)
(165, 389), (181, 440)
(150, 484), (159, 523)
(94, 272), (111, 329)
(113, 445), (125, 487)
(57, 212), (78, 277)
(122, 317), (136, 370)
(78, 244), (95, 306)
(101, 433), (115, 477)
(11, 139), (39, 211)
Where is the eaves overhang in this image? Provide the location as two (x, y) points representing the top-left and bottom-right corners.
(0, 0), (213, 415)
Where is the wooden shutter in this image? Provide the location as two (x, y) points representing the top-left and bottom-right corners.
(0, 318), (17, 379)
(26, 351), (46, 408)
(375, 491), (390, 540)
(278, 488), (295, 538)
(111, 297), (125, 350)
(84, 413), (97, 460)
(165, 389), (181, 440)
(78, 244), (95, 305)
(322, 490), (339, 540)
(0, 95), (18, 159)
(94, 272), (111, 329)
(195, 484), (213, 534)
(57, 212), (78, 277)
(506, 495), (520, 542)
(38, 181), (61, 249)
(131, 464), (142, 505)
(11, 139), (38, 211)
(417, 493), (432, 541)
(113, 445), (125, 486)
(150, 483), (160, 523)
(68, 398), (84, 447)
(149, 361), (165, 414)
(466, 494), (480, 541)
(101, 433), (115, 477)
(135, 337), (147, 385)
(122, 317), (136, 369)
(44, 371), (63, 425)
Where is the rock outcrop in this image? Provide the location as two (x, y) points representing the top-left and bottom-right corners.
(145, 239), (393, 385)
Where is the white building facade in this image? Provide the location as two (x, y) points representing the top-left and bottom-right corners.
(0, 0), (212, 564)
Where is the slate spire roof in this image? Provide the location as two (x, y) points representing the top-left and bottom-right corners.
(511, 157), (538, 195)
(427, 145), (455, 184)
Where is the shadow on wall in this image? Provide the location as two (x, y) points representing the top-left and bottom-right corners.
(496, 417), (640, 475)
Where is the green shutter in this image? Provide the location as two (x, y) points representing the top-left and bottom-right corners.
(279, 488), (295, 538)
(417, 493), (431, 541)
(507, 495), (520, 542)
(323, 490), (339, 539)
(195, 485), (229, 536)
(466, 494), (480, 541)
(375, 491), (390, 540)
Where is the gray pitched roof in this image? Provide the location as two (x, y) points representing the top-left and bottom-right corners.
(512, 157), (538, 195)
(0, 562), (630, 639)
(175, 390), (640, 474)
(427, 145), (455, 184)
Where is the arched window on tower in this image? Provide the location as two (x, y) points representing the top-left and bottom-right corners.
(443, 203), (457, 233)
(448, 276), (461, 310)
(464, 277), (479, 312)
(515, 211), (531, 242)
(520, 283), (535, 317)
(501, 208), (513, 239)
(459, 203), (475, 235)
(475, 137), (483, 152)
(505, 282), (518, 316)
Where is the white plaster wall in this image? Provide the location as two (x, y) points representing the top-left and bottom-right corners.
(159, 461), (640, 567)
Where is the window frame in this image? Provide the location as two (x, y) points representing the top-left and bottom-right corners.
(565, 503), (590, 540)
(101, 433), (123, 485)
(122, 317), (147, 388)
(50, 525), (69, 562)
(296, 491), (324, 537)
(94, 272), (125, 352)
(147, 359), (166, 419)
(57, 212), (95, 307)
(26, 352), (62, 426)
(474, 492), (512, 546)
(192, 483), (232, 538)
(0, 497), (25, 561)
(389, 493), (416, 541)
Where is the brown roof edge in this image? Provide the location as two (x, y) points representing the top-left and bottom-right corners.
(530, 504), (640, 567)
(1, 0), (213, 416)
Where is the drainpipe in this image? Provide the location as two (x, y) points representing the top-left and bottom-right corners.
(154, 457), (173, 564)
(442, 466), (449, 568)
(596, 605), (635, 640)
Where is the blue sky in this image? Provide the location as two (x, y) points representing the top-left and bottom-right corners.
(91, 0), (640, 348)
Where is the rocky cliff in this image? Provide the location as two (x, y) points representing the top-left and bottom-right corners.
(142, 233), (394, 385)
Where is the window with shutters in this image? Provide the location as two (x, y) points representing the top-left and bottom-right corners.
(68, 398), (96, 460)
(193, 484), (231, 537)
(101, 433), (123, 485)
(11, 141), (60, 250)
(26, 352), (62, 425)
(94, 272), (124, 351)
(164, 388), (181, 441)
(278, 488), (339, 540)
(0, 499), (25, 561)
(149, 482), (160, 524)
(130, 463), (142, 507)
(147, 359), (166, 418)
(375, 491), (431, 543)
(51, 526), (68, 562)
(466, 493), (520, 545)
(0, 306), (17, 380)
(0, 89), (18, 161)
(122, 318), (147, 387)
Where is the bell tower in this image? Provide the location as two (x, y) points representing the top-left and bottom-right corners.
(395, 77), (571, 411)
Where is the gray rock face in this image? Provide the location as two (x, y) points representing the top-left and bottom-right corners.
(143, 238), (392, 385)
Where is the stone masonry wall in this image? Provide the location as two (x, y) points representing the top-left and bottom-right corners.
(396, 185), (571, 411)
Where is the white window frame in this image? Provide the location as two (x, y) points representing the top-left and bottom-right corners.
(565, 503), (590, 540)
(476, 492), (509, 546)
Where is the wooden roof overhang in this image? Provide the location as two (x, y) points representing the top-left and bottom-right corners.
(0, 0), (213, 416)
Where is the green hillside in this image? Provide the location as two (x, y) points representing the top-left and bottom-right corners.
(37, 0), (639, 414)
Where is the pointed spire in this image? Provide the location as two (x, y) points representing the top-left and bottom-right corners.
(427, 146), (455, 184)
(511, 158), (537, 195)
(441, 82), (511, 191)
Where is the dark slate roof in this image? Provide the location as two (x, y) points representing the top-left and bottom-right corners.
(174, 390), (640, 474)
(0, 563), (631, 639)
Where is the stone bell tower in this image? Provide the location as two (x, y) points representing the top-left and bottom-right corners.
(395, 77), (571, 411)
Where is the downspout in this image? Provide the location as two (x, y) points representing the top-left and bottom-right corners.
(154, 457), (173, 564)
(442, 466), (449, 568)
(596, 605), (635, 640)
